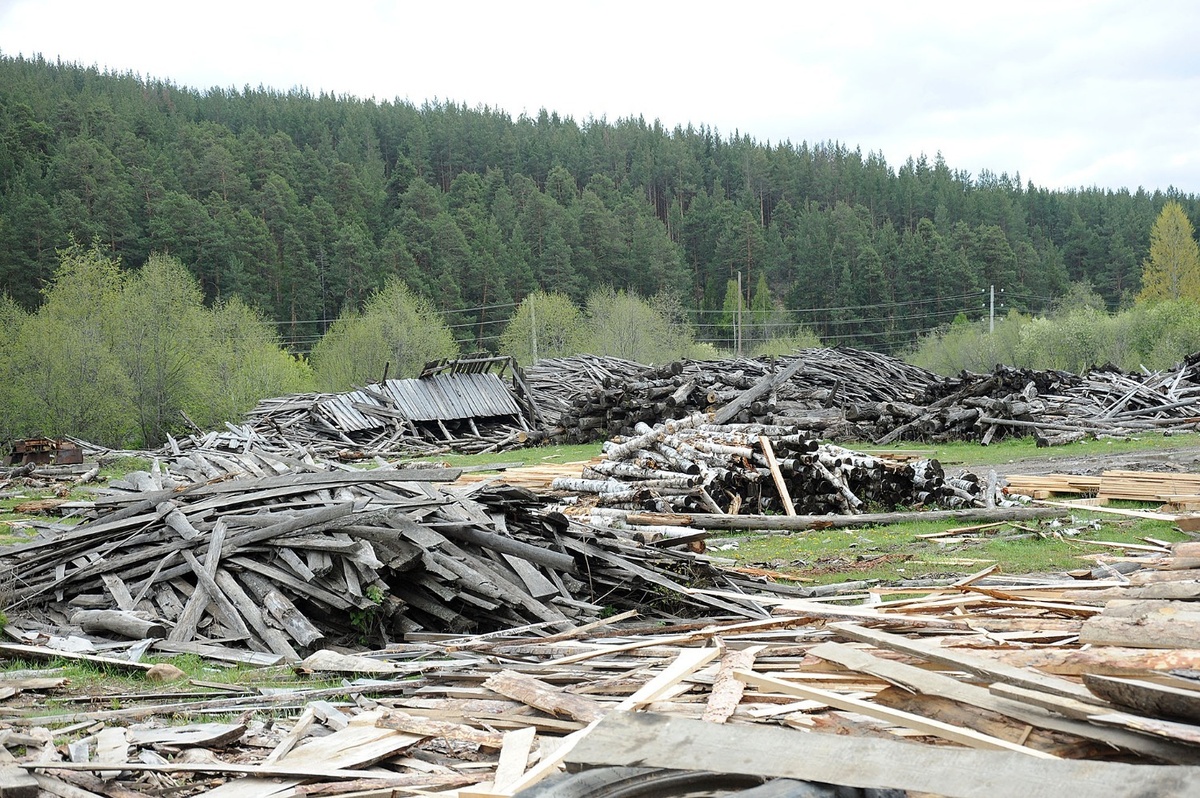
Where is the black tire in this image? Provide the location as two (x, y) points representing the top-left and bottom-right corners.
(514, 766), (766, 798)
(514, 767), (907, 798)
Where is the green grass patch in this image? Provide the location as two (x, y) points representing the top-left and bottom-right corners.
(891, 432), (1200, 468)
(725, 512), (1189, 586)
(433, 442), (602, 470)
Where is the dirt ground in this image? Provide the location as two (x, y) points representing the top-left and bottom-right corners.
(967, 442), (1200, 481)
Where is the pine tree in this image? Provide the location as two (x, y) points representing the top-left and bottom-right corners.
(1138, 201), (1200, 303)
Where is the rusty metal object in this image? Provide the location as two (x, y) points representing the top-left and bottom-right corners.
(3, 438), (83, 466)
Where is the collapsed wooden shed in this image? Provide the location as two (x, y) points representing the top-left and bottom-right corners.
(240, 355), (542, 455)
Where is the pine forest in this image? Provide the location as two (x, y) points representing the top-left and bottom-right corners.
(4, 52), (1200, 448)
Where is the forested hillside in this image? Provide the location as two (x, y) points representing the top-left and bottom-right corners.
(1, 53), (1197, 354)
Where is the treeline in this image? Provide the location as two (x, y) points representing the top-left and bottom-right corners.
(0, 246), (719, 449)
(0, 245), (311, 449)
(12, 244), (1200, 451)
(3, 53), (1198, 352)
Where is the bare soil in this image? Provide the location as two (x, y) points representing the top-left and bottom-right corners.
(969, 442), (1200, 481)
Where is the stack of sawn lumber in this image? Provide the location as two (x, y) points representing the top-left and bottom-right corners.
(554, 415), (996, 516)
(0, 452), (793, 664)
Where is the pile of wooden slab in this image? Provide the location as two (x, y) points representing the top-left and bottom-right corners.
(0, 455), (800, 665)
(6, 541), (1200, 797)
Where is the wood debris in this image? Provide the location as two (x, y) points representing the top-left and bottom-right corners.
(0, 452), (802, 667)
(6, 547), (1200, 796)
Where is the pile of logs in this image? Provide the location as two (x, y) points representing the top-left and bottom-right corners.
(552, 415), (997, 517)
(0, 453), (793, 663)
(531, 350), (1200, 450)
(522, 354), (651, 429)
(877, 357), (1200, 446)
(539, 348), (943, 444)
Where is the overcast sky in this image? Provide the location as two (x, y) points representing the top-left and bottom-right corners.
(3, 0), (1199, 194)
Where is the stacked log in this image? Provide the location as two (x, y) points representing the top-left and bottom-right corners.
(540, 348), (943, 444)
(535, 351), (1200, 449)
(521, 354), (651, 429)
(553, 417), (997, 516)
(879, 358), (1200, 445)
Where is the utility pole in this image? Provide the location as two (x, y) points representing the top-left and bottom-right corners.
(990, 284), (995, 334)
(530, 301), (538, 362)
(736, 271), (743, 358)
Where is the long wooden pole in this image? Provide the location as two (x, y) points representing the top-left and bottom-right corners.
(598, 505), (1068, 532)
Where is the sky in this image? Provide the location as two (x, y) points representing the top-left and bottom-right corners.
(2, 0), (1199, 194)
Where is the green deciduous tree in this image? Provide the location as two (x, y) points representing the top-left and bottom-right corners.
(577, 288), (700, 364)
(192, 296), (314, 429)
(112, 253), (212, 446)
(1138, 201), (1200, 303)
(0, 295), (29, 444)
(11, 243), (133, 446)
(309, 279), (458, 390)
(499, 291), (584, 364)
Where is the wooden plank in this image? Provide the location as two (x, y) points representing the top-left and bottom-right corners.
(566, 712), (1200, 798)
(828, 622), (1101, 704)
(759, 436), (796, 516)
(482, 670), (606, 723)
(701, 645), (764, 724)
(734, 670), (1057, 757)
(1083, 674), (1200, 723)
(167, 519), (227, 643)
(491, 726), (537, 793)
(94, 726), (127, 780)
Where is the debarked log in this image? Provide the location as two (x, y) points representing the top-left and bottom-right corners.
(69, 610), (166, 640)
(597, 505), (1068, 532)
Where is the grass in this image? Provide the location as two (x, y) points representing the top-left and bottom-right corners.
(724, 513), (1189, 586)
(433, 442), (602, 469)
(902, 431), (1200, 468)
(1, 654), (348, 722)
